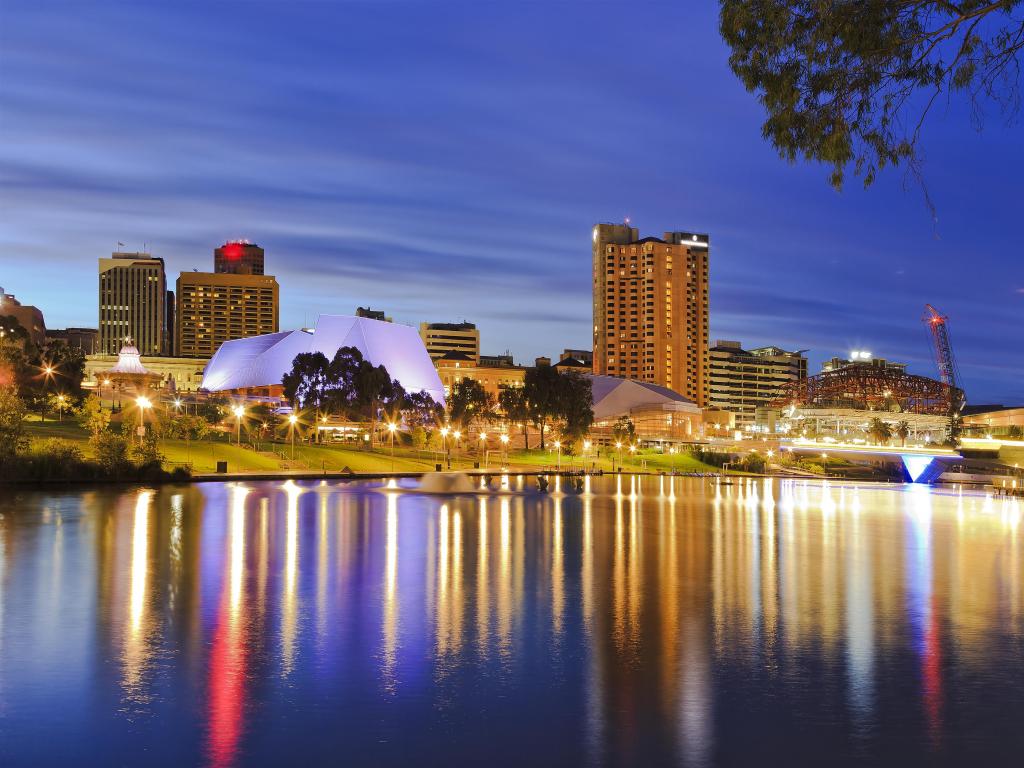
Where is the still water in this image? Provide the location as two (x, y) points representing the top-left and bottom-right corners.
(1, 476), (1023, 766)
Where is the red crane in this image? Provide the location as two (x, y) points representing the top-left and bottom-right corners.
(923, 304), (964, 411)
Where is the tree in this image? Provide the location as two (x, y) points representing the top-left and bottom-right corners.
(0, 385), (29, 463)
(498, 385), (531, 449)
(403, 390), (443, 428)
(523, 363), (562, 450)
(895, 419), (911, 446)
(324, 346), (365, 416)
(868, 417), (893, 445)
(93, 431), (132, 476)
(720, 1), (1024, 195)
(611, 416), (636, 445)
(448, 378), (494, 430)
(196, 395), (228, 425)
(1009, 424), (1023, 439)
(78, 394), (110, 439)
(557, 370), (594, 445)
(353, 362), (398, 443)
(282, 352), (331, 413)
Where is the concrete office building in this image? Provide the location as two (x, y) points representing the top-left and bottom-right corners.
(708, 341), (808, 427)
(592, 222), (710, 405)
(98, 252), (168, 356)
(176, 271), (279, 358)
(214, 240), (265, 275)
(419, 321), (480, 363)
(0, 288), (47, 346)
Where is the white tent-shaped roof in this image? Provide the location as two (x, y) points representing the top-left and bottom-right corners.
(202, 315), (445, 404)
(587, 374), (699, 421)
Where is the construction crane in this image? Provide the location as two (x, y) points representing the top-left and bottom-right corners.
(923, 304), (965, 412)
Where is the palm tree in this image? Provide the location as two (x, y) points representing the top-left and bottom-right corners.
(867, 417), (892, 446)
(895, 420), (910, 447)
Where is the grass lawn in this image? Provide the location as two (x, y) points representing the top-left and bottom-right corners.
(23, 418), (722, 475)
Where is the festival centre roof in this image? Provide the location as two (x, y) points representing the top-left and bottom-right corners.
(587, 374), (699, 421)
(201, 315), (445, 404)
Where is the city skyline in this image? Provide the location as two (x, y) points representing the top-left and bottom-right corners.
(2, 3), (1021, 402)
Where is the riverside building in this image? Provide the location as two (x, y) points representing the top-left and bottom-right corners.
(708, 340), (807, 428)
(592, 222), (710, 405)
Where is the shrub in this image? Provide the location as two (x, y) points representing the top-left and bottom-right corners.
(93, 432), (132, 476)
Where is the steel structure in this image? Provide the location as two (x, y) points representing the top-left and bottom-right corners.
(923, 303), (965, 411)
(771, 365), (954, 415)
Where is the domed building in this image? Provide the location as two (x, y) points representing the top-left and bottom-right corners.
(97, 338), (163, 394)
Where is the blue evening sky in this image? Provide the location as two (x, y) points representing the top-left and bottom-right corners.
(1, 1), (1021, 402)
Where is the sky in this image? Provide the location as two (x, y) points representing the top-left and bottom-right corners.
(1, 1), (1021, 403)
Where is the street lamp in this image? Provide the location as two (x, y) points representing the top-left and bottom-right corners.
(136, 396), (152, 444)
(56, 393), (67, 422)
(440, 425), (450, 468)
(500, 432), (509, 467)
(821, 452), (828, 477)
(615, 441), (622, 471)
(388, 422), (398, 471)
(479, 432), (487, 469)
(233, 405), (245, 446)
(554, 440), (561, 470)
(288, 414), (298, 460)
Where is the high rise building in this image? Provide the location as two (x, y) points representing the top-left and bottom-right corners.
(592, 223), (710, 405)
(419, 321), (480, 363)
(175, 272), (279, 358)
(709, 341), (807, 426)
(214, 240), (265, 275)
(98, 252), (168, 356)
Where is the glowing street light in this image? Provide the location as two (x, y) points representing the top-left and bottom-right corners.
(232, 404), (245, 446)
(440, 425), (450, 468)
(615, 441), (622, 471)
(553, 440), (561, 470)
(136, 396), (152, 444)
(500, 432), (509, 467)
(479, 432), (488, 469)
(55, 393), (67, 422)
(288, 413), (299, 460)
(388, 421), (398, 471)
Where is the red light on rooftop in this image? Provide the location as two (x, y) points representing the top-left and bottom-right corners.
(221, 242), (244, 261)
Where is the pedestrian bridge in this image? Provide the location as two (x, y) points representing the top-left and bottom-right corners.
(781, 441), (961, 483)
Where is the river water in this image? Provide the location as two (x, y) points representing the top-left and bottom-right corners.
(1, 476), (1023, 766)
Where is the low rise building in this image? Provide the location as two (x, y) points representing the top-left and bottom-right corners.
(46, 327), (99, 354)
(84, 350), (209, 392)
(0, 288), (47, 346)
(434, 351), (526, 401)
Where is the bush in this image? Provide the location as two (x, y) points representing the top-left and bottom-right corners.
(93, 432), (132, 476)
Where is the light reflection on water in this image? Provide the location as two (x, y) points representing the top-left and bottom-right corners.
(0, 477), (1023, 766)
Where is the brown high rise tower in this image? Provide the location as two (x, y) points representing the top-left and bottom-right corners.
(592, 223), (709, 405)
(214, 240), (265, 275)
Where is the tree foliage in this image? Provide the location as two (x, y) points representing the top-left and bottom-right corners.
(498, 385), (531, 449)
(448, 378), (494, 429)
(0, 384), (29, 462)
(78, 394), (110, 439)
(868, 417), (893, 444)
(720, 1), (1024, 192)
(612, 416), (637, 445)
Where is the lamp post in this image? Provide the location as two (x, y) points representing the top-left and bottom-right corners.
(388, 422), (397, 471)
(583, 440), (592, 472)
(628, 443), (636, 471)
(440, 425), (450, 469)
(554, 440), (561, 470)
(136, 396), (151, 445)
(233, 405), (245, 446)
(821, 452), (828, 477)
(56, 393), (67, 422)
(500, 433), (509, 468)
(479, 432), (487, 469)
(615, 441), (622, 472)
(288, 414), (298, 460)
(41, 364), (55, 422)
(453, 430), (461, 467)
